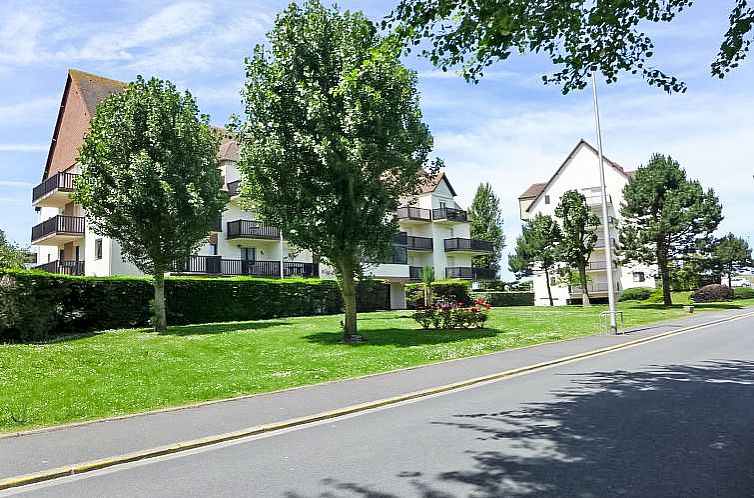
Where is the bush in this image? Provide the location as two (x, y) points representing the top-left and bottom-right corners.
(406, 280), (472, 309)
(618, 287), (655, 302)
(690, 284), (734, 303)
(412, 298), (491, 330)
(734, 287), (754, 300)
(470, 291), (533, 307)
(0, 269), (390, 342)
(644, 289), (666, 304)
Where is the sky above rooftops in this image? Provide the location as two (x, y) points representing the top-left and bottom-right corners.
(1, 1), (752, 279)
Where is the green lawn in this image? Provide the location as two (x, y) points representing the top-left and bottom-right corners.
(1, 296), (752, 433)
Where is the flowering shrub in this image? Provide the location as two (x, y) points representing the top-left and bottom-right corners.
(412, 298), (491, 329)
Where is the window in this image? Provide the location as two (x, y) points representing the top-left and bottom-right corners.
(241, 247), (256, 262)
(75, 245), (80, 262)
(544, 195), (550, 204)
(439, 201), (446, 210)
(209, 243), (218, 255)
(633, 272), (645, 283)
(95, 239), (102, 260)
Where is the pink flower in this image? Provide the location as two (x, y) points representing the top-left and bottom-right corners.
(476, 298), (485, 305)
(471, 307), (479, 313)
(458, 302), (465, 307)
(485, 303), (492, 309)
(441, 305), (450, 311)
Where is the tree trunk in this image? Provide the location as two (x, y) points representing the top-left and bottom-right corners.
(579, 265), (591, 307)
(728, 269), (732, 288)
(153, 271), (167, 333)
(657, 241), (672, 307)
(339, 259), (359, 342)
(544, 267), (554, 306)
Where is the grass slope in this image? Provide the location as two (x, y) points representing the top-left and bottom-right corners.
(1, 297), (751, 433)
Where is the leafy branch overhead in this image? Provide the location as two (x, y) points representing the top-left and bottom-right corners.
(386, 0), (753, 93)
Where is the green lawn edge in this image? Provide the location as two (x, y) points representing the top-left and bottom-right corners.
(2, 296), (752, 434)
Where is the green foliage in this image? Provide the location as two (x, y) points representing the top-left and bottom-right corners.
(712, 233), (753, 286)
(619, 154), (722, 306)
(468, 182), (505, 275)
(386, 0), (751, 93)
(0, 229), (28, 270)
(734, 287), (754, 300)
(555, 190), (600, 305)
(470, 291), (534, 307)
(618, 287), (655, 302)
(690, 284), (734, 303)
(508, 213), (561, 305)
(644, 289), (666, 304)
(238, 1), (436, 340)
(412, 302), (490, 329)
(406, 279), (471, 308)
(0, 270), (389, 342)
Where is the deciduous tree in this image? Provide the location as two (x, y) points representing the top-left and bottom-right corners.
(238, 1), (436, 342)
(555, 191), (600, 306)
(386, 0), (753, 93)
(619, 154), (722, 306)
(74, 77), (226, 332)
(469, 182), (505, 277)
(0, 229), (27, 270)
(508, 213), (561, 306)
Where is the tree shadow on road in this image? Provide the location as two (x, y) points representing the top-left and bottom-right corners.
(286, 359), (754, 497)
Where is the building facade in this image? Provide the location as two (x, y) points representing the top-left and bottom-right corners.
(518, 140), (656, 306)
(31, 69), (495, 309)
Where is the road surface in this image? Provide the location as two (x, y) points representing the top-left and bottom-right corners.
(4, 313), (753, 497)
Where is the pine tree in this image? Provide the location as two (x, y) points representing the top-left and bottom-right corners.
(469, 182), (505, 277)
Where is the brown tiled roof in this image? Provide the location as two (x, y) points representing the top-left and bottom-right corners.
(625, 170), (637, 180)
(219, 139), (239, 161)
(419, 171), (457, 196)
(68, 69), (126, 117)
(518, 182), (547, 199)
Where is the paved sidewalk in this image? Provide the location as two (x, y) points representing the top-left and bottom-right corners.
(1, 306), (751, 480)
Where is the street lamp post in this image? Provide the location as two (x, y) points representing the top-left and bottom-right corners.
(591, 72), (618, 334)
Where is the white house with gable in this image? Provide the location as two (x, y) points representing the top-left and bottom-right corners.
(518, 139), (656, 306)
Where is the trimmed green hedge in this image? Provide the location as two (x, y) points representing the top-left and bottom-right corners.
(734, 287), (754, 299)
(471, 291), (534, 307)
(0, 270), (389, 342)
(618, 287), (655, 302)
(405, 280), (472, 309)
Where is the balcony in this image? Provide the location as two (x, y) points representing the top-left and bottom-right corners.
(396, 206), (431, 222)
(570, 282), (621, 295)
(444, 238), (494, 253)
(594, 238), (617, 249)
(586, 260), (617, 271)
(395, 231), (408, 246)
(445, 266), (496, 281)
(407, 235), (433, 251)
(227, 180), (241, 197)
(432, 207), (467, 223)
(31, 215), (85, 245)
(33, 260), (85, 276)
(409, 266), (423, 281)
(179, 256), (318, 278)
(584, 194), (613, 207)
(226, 220), (280, 240)
(32, 172), (78, 207)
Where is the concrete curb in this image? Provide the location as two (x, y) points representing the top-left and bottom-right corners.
(2, 310), (752, 491)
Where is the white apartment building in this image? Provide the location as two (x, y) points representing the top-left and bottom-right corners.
(31, 69), (495, 310)
(518, 139), (656, 306)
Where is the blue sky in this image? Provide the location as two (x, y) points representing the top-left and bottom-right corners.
(1, 1), (752, 278)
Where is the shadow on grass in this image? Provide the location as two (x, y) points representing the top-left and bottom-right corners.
(286, 360), (754, 497)
(624, 301), (745, 311)
(163, 320), (293, 336)
(304, 327), (500, 347)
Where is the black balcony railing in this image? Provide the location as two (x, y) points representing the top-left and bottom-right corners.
(179, 256), (317, 278)
(227, 180), (241, 197)
(31, 215), (85, 242)
(32, 172), (78, 203)
(33, 260), (85, 276)
(395, 231), (408, 245)
(445, 266), (496, 281)
(396, 206), (431, 221)
(432, 207), (467, 222)
(226, 220), (280, 240)
(571, 282), (622, 294)
(409, 266), (423, 281)
(444, 238), (494, 252)
(407, 235), (433, 251)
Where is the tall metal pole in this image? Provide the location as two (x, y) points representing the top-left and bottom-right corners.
(591, 73), (618, 333)
(280, 231), (285, 279)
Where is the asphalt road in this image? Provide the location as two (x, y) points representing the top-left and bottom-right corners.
(5, 314), (754, 497)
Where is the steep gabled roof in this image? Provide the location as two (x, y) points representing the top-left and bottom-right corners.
(219, 138), (239, 162)
(419, 171), (457, 196)
(523, 139), (630, 211)
(68, 69), (126, 117)
(518, 182), (547, 200)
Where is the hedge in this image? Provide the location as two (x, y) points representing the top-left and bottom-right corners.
(0, 270), (390, 342)
(734, 287), (754, 300)
(690, 284), (734, 303)
(470, 291), (534, 307)
(618, 287), (655, 302)
(405, 280), (471, 309)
